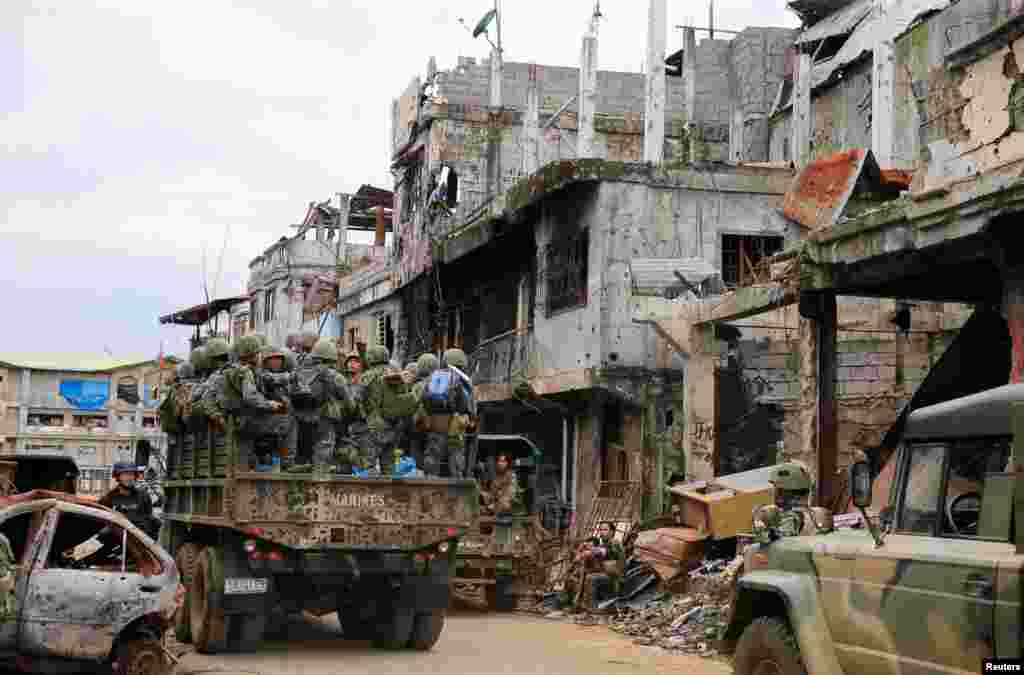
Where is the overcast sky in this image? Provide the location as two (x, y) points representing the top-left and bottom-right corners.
(1, 0), (798, 359)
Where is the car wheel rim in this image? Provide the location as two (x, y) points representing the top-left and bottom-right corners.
(127, 649), (162, 675)
(753, 660), (783, 675)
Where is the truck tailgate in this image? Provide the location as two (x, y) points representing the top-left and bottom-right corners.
(232, 474), (480, 550)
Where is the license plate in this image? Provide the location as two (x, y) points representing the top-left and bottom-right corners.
(224, 577), (268, 595)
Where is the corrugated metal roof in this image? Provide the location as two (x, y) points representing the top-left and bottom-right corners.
(0, 354), (167, 373)
(782, 148), (875, 229)
(796, 0), (872, 44)
(158, 296), (251, 326)
(630, 258), (719, 294)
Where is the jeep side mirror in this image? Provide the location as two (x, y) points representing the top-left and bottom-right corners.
(849, 461), (883, 547)
(850, 461), (872, 508)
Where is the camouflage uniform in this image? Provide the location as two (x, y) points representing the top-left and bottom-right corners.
(408, 353), (438, 471)
(753, 463), (814, 544)
(257, 347), (298, 467)
(195, 338), (231, 430)
(422, 349), (476, 478)
(481, 464), (521, 514)
(221, 336), (280, 468)
(0, 532), (16, 622)
(291, 338), (353, 471)
(158, 363), (192, 434)
(357, 346), (419, 472)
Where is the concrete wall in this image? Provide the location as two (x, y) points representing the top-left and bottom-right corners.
(339, 295), (404, 362)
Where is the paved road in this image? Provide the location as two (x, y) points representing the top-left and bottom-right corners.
(172, 610), (732, 675)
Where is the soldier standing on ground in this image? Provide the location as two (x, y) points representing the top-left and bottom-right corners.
(359, 346), (420, 473)
(221, 336), (285, 469)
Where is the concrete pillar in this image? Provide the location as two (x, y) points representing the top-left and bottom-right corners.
(871, 0), (895, 166)
(798, 291), (838, 507)
(578, 30), (598, 159)
(792, 51), (812, 168)
(683, 27), (697, 160)
(684, 324), (718, 480)
(489, 45), (502, 108)
(524, 64), (541, 174)
(643, 0), (667, 163)
(730, 107), (744, 162)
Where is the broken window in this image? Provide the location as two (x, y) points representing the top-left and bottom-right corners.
(604, 404), (624, 447)
(813, 34), (847, 63)
(545, 228), (589, 315)
(721, 234), (785, 288)
(375, 313), (395, 354)
(264, 287), (276, 322)
(46, 511), (161, 575)
(27, 415), (63, 428)
(400, 163), (423, 223)
(72, 414), (106, 429)
(617, 451), (630, 482)
(116, 376), (139, 405)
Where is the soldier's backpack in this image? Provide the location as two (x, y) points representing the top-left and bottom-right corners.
(422, 368), (471, 414)
(290, 367), (326, 419)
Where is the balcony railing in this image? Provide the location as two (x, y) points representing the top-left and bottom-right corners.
(470, 330), (533, 386)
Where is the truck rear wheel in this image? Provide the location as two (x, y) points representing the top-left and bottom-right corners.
(733, 617), (807, 675)
(371, 608), (414, 650)
(227, 612), (266, 652)
(407, 610), (445, 650)
(486, 575), (516, 611)
(189, 548), (228, 654)
(173, 543), (202, 643)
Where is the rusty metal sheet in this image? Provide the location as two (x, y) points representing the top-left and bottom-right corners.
(794, 0), (872, 45)
(782, 148), (873, 229)
(632, 527), (705, 580)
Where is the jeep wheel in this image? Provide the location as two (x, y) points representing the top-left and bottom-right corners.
(112, 638), (170, 675)
(734, 617), (807, 675)
(371, 608), (414, 650)
(189, 548), (228, 654)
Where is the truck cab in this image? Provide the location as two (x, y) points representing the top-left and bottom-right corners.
(725, 383), (1024, 675)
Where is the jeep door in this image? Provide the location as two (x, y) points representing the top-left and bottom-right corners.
(847, 438), (1010, 673)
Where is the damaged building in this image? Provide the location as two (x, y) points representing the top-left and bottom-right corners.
(639, 0), (1024, 509)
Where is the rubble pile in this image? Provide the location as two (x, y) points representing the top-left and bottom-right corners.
(605, 555), (743, 657)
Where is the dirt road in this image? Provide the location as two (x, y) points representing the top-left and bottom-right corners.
(172, 611), (732, 675)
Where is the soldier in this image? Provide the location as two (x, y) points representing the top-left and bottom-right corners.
(158, 362), (191, 435)
(258, 346), (297, 468)
(571, 521), (625, 607)
(359, 345), (420, 473)
(480, 453), (522, 514)
(194, 338), (232, 431)
(290, 338), (353, 472)
(343, 350), (365, 384)
(221, 336), (286, 469)
(406, 353), (438, 469)
(753, 462), (818, 543)
(296, 332), (318, 367)
(99, 463), (161, 540)
(0, 532), (15, 623)
(420, 348), (476, 478)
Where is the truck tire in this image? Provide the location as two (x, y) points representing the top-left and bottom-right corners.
(407, 610), (445, 650)
(189, 548), (228, 654)
(339, 611), (375, 640)
(227, 612), (267, 652)
(486, 574), (516, 611)
(112, 638), (171, 675)
(173, 543), (202, 643)
(371, 608), (415, 650)
(733, 617), (807, 675)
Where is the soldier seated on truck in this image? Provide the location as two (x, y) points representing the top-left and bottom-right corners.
(480, 453), (522, 515)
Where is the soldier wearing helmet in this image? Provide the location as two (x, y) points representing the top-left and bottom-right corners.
(342, 350), (365, 384)
(355, 345), (420, 473)
(100, 462), (160, 540)
(290, 337), (357, 473)
(192, 337), (232, 432)
(219, 335), (285, 469)
(754, 462), (815, 543)
(419, 349), (477, 478)
(256, 346), (297, 468)
(407, 353), (439, 469)
(295, 332), (318, 368)
(158, 362), (191, 435)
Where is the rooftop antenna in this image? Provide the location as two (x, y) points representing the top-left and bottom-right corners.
(709, 0), (715, 39)
(458, 4), (500, 52)
(589, 0), (604, 36)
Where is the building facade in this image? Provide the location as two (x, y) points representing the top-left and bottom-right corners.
(0, 354), (174, 498)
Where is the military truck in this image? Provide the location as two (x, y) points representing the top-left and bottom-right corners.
(723, 383), (1024, 674)
(453, 435), (568, 610)
(160, 420), (478, 654)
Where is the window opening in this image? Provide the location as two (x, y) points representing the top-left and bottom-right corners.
(813, 34), (847, 63)
(721, 234), (784, 288)
(116, 376), (139, 405)
(546, 228), (589, 314)
(46, 512), (161, 575)
(617, 451), (630, 481)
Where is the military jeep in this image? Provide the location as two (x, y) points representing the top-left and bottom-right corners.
(724, 384), (1024, 674)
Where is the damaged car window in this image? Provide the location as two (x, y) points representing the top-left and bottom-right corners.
(46, 511), (159, 575)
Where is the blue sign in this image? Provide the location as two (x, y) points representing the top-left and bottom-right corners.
(59, 380), (110, 410)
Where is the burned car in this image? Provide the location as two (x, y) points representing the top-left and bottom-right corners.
(0, 490), (179, 674)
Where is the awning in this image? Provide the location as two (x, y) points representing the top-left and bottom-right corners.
(795, 0), (872, 45)
(158, 296), (250, 326)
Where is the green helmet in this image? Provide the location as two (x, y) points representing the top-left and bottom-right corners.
(232, 335), (261, 359)
(175, 363), (194, 380)
(444, 348), (468, 370)
(189, 347), (206, 369)
(404, 362), (417, 373)
(205, 337), (231, 361)
(416, 353), (439, 377)
(770, 463), (811, 492)
(312, 338), (337, 361)
(282, 351), (298, 371)
(252, 333), (270, 348)
(366, 345), (390, 366)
